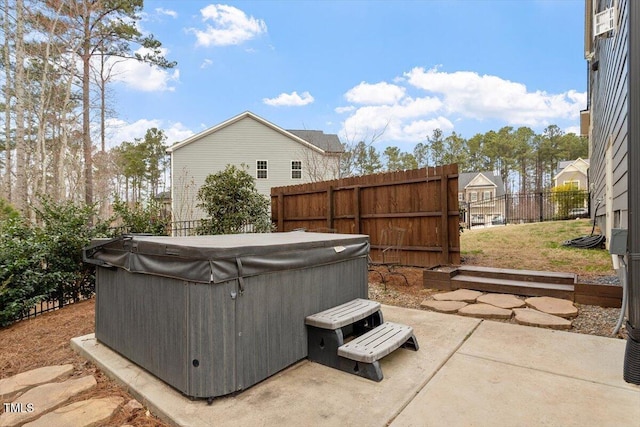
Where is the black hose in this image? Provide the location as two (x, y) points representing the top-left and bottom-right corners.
(563, 198), (605, 249)
(562, 234), (606, 249)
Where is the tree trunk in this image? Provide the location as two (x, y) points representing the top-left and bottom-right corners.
(82, 12), (93, 209)
(14, 0), (28, 212)
(3, 0), (12, 202)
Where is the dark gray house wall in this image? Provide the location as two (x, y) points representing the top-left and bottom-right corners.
(587, 0), (635, 241)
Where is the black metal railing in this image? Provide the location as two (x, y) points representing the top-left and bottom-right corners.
(460, 190), (590, 229)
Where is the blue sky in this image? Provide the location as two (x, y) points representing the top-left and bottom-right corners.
(106, 1), (587, 152)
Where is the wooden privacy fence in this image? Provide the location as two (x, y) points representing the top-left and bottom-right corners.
(271, 164), (460, 267)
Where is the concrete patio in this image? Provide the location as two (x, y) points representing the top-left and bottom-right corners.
(71, 305), (640, 427)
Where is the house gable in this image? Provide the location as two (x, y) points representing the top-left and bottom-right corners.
(167, 111), (332, 155)
(553, 158), (589, 189)
(466, 173), (497, 189)
(169, 112), (341, 222)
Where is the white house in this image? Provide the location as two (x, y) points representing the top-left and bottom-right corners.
(553, 158), (590, 190)
(167, 111), (343, 222)
(458, 172), (506, 226)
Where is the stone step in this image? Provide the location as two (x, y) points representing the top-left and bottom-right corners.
(0, 365), (73, 399)
(525, 296), (579, 319)
(432, 289), (483, 303)
(457, 303), (513, 320)
(513, 308), (572, 330)
(0, 376), (96, 427)
(476, 293), (526, 309)
(23, 396), (123, 427)
(420, 300), (468, 313)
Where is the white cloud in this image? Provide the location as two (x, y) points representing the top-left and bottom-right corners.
(340, 91), (443, 143)
(105, 118), (194, 149)
(108, 47), (179, 92)
(344, 81), (406, 105)
(155, 8), (178, 18)
(339, 67), (586, 145)
(335, 106), (356, 114)
(190, 4), (267, 47)
(564, 125), (581, 135)
(404, 67), (586, 125)
(263, 91), (314, 107)
(200, 58), (213, 69)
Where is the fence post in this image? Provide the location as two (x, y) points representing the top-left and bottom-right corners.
(327, 186), (334, 230)
(277, 193), (284, 232)
(440, 171), (450, 264)
(504, 193), (509, 225)
(538, 192), (543, 222)
(354, 186), (361, 234)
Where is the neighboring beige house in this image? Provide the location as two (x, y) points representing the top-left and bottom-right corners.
(553, 158), (589, 190)
(167, 111), (342, 222)
(458, 172), (506, 226)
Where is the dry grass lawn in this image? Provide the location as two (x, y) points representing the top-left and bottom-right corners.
(460, 219), (614, 279)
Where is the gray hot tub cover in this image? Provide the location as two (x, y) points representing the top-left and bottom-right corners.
(83, 232), (370, 284)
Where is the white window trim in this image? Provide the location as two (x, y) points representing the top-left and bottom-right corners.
(483, 190), (492, 201)
(291, 160), (302, 180)
(563, 180), (580, 190)
(256, 160), (268, 179)
(594, 4), (616, 37)
(470, 192), (478, 202)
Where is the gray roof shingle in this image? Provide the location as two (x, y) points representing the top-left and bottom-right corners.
(287, 130), (343, 153)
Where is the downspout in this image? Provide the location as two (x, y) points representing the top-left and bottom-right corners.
(624, 0), (640, 385)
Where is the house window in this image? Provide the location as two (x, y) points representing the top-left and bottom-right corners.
(483, 190), (492, 200)
(291, 161), (302, 179)
(470, 192), (478, 202)
(256, 160), (268, 179)
(458, 192), (465, 202)
(564, 180), (580, 190)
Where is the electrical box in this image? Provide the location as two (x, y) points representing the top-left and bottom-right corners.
(609, 228), (628, 255)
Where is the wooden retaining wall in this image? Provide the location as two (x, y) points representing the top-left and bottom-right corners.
(271, 165), (460, 267)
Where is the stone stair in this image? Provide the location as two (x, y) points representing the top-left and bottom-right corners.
(0, 365), (124, 427)
(421, 290), (577, 329)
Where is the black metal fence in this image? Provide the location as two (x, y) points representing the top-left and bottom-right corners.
(170, 220), (202, 236)
(460, 190), (590, 229)
(11, 296), (92, 325)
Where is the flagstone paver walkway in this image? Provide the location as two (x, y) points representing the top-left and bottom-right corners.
(422, 290), (577, 329)
(0, 365), (127, 427)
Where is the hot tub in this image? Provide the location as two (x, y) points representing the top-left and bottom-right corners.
(83, 232), (369, 399)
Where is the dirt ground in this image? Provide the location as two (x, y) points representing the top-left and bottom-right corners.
(0, 299), (171, 427)
(0, 265), (625, 426)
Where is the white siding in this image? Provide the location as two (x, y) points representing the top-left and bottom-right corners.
(171, 116), (338, 221)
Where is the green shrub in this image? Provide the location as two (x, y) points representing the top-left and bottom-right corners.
(111, 198), (170, 235)
(196, 164), (273, 235)
(0, 198), (19, 222)
(0, 198), (108, 326)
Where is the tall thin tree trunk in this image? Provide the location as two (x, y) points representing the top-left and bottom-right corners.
(82, 9), (93, 209)
(14, 0), (27, 212)
(3, 0), (12, 202)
